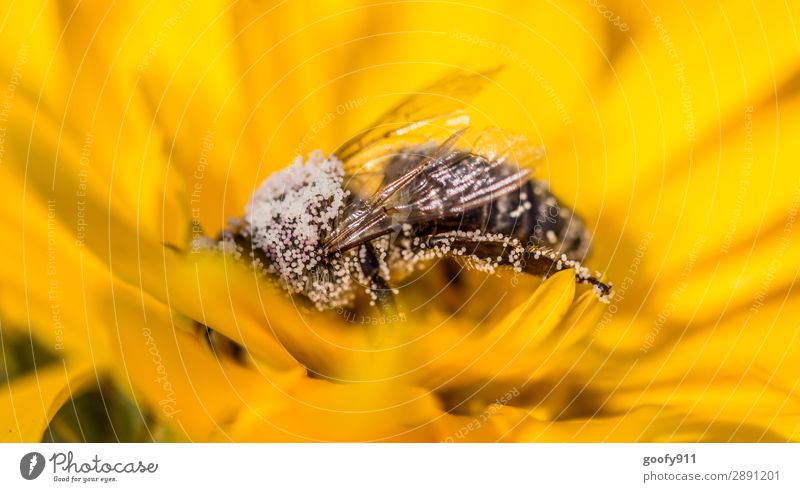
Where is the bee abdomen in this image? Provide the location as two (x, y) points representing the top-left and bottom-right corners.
(486, 178), (591, 260)
(430, 175), (591, 261)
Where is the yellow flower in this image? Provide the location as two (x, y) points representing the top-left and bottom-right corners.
(2, 1), (799, 442)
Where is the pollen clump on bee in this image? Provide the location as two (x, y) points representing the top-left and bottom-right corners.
(225, 151), (361, 310)
(245, 150), (346, 250)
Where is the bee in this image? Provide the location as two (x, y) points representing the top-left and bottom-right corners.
(215, 69), (612, 317)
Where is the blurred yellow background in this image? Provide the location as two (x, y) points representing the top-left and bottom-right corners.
(1, 1), (798, 442)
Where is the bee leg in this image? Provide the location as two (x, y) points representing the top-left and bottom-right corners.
(358, 242), (398, 316)
(426, 236), (612, 298)
(521, 247), (612, 298)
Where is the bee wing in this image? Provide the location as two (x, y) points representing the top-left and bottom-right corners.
(323, 128), (544, 253)
(335, 67), (503, 196)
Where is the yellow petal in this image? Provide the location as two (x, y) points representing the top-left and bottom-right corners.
(617, 93), (800, 321)
(0, 360), (96, 442)
(1, 7), (181, 243)
(591, 291), (800, 391)
(223, 380), (442, 442)
(331, 1), (609, 148)
(402, 270), (578, 391)
(513, 406), (799, 442)
(108, 280), (314, 441)
(568, 1), (800, 207)
(488, 269), (576, 345)
(0, 166), (115, 360)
